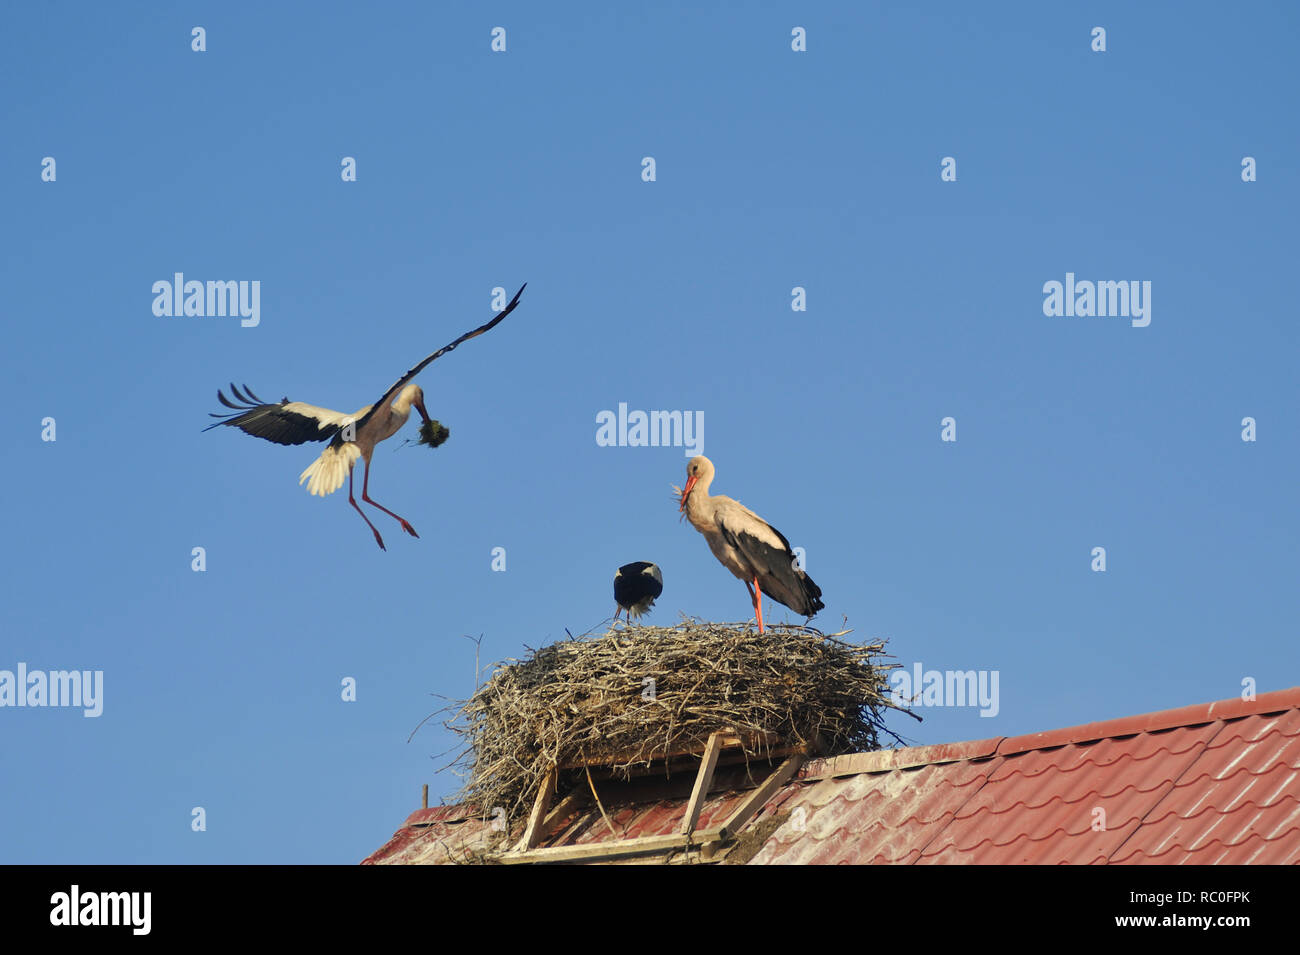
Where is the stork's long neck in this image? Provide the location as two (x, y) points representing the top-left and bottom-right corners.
(376, 397), (413, 442)
(391, 393), (415, 417)
(683, 473), (715, 528)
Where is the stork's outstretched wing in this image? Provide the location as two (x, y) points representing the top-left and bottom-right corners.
(350, 283), (527, 435)
(204, 383), (362, 446)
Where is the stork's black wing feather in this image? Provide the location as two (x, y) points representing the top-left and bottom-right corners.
(229, 383), (258, 405)
(717, 517), (825, 618)
(203, 385), (345, 446)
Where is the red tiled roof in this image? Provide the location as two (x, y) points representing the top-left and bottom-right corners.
(363, 687), (1300, 864)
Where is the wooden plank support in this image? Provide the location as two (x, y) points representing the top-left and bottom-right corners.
(541, 791), (585, 834)
(679, 731), (724, 835)
(520, 768), (557, 850)
(510, 789), (586, 852)
(497, 734), (819, 863)
(499, 829), (723, 865)
(713, 750), (807, 844)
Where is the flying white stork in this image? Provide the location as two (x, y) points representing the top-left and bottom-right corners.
(205, 284), (526, 550)
(613, 561), (663, 624)
(676, 455), (823, 632)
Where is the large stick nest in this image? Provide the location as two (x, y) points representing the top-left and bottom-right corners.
(440, 619), (912, 826)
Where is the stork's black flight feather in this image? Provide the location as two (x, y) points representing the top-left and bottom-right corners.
(204, 383), (346, 446)
(347, 284), (527, 440)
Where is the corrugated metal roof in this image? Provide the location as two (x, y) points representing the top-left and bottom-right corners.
(363, 687), (1300, 864)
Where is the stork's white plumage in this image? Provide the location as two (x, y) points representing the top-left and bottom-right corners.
(676, 455), (823, 633)
(205, 284), (526, 550)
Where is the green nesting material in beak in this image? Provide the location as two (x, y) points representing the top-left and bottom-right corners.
(417, 419), (450, 449)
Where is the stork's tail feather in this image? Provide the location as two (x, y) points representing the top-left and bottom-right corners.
(298, 443), (361, 496)
(798, 572), (826, 618)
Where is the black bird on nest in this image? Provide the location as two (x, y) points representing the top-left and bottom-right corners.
(613, 562), (663, 625)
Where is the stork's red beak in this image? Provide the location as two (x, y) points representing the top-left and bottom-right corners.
(415, 398), (430, 423)
(679, 474), (698, 512)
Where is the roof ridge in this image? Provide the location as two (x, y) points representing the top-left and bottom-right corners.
(996, 687), (1300, 756)
(797, 689), (1300, 780)
(800, 738), (1003, 777)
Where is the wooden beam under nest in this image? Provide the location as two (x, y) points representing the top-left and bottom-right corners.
(498, 736), (821, 864)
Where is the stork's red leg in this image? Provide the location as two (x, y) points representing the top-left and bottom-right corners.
(753, 576), (765, 634)
(349, 467), (386, 551)
(360, 458), (419, 538)
(743, 579), (761, 632)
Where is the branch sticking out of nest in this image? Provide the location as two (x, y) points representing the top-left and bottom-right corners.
(417, 419), (450, 449)
(436, 619), (914, 828)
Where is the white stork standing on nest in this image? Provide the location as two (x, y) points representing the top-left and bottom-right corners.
(676, 455), (823, 633)
(205, 284), (526, 550)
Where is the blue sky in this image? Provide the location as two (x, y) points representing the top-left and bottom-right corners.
(2, 3), (1296, 864)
